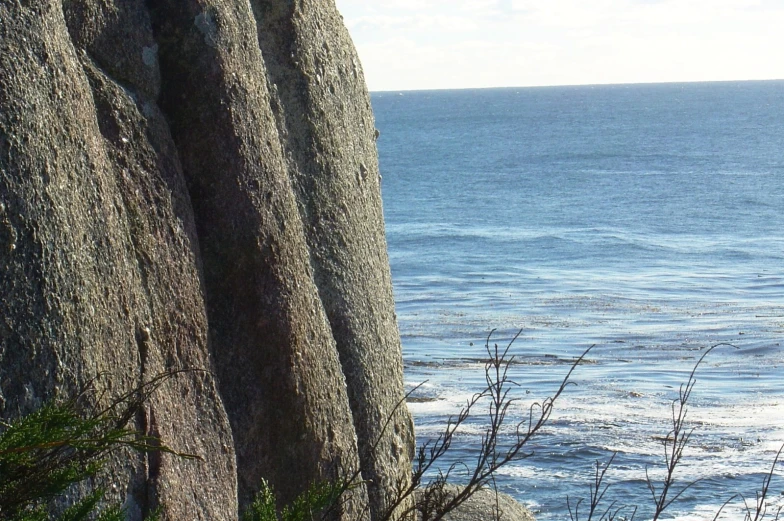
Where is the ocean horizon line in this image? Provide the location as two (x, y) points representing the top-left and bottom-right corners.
(370, 77), (784, 95)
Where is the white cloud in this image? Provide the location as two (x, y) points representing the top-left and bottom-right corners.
(346, 13), (478, 33)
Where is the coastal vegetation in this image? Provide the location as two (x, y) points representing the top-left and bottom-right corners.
(0, 373), (193, 521)
(3, 337), (781, 521)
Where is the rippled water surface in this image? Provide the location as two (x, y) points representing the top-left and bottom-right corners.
(373, 81), (784, 520)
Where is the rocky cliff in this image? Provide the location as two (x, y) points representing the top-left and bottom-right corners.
(0, 1), (413, 520)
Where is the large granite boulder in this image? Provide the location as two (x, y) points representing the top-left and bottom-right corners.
(0, 1), (413, 520)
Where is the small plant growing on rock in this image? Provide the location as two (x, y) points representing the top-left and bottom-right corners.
(0, 372), (193, 521)
(242, 479), (350, 521)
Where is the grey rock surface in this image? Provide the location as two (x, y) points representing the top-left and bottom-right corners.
(251, 1), (415, 517)
(416, 486), (536, 521)
(0, 1), (413, 520)
(0, 2), (237, 519)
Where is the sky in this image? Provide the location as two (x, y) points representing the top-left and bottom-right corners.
(333, 0), (784, 91)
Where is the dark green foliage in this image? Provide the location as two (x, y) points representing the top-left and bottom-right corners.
(282, 480), (348, 521)
(1, 401), (114, 516)
(0, 373), (195, 521)
(242, 480), (278, 521)
(243, 479), (350, 521)
(57, 492), (106, 521)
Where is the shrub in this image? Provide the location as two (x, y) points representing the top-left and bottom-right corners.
(242, 480), (349, 521)
(5, 338), (781, 521)
(0, 373), (192, 521)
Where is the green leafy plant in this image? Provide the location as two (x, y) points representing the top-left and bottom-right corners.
(242, 480), (278, 521)
(0, 372), (194, 521)
(243, 479), (351, 521)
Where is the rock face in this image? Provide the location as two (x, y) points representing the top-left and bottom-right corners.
(416, 486), (536, 521)
(0, 1), (413, 520)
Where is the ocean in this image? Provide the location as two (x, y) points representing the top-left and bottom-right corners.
(371, 81), (784, 520)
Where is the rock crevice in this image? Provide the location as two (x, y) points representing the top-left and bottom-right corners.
(0, 1), (413, 520)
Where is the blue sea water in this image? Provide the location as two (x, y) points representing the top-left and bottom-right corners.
(372, 81), (784, 520)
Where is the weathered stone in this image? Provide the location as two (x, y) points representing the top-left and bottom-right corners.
(250, 1), (415, 518)
(147, 0), (368, 513)
(1, 0), (413, 520)
(0, 1), (236, 519)
(416, 486), (536, 521)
